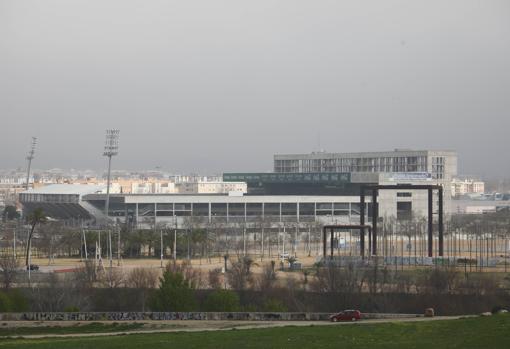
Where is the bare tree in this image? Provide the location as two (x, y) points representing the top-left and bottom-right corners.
(126, 267), (160, 311)
(74, 260), (98, 289)
(208, 268), (223, 289)
(227, 256), (255, 290)
(0, 255), (19, 289)
(99, 268), (125, 288)
(166, 260), (206, 289)
(255, 262), (277, 291)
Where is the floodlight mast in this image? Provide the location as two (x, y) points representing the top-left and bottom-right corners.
(103, 130), (119, 283)
(103, 129), (119, 219)
(25, 137), (37, 190)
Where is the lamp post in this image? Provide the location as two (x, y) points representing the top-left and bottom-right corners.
(160, 227), (164, 268)
(173, 219), (177, 261)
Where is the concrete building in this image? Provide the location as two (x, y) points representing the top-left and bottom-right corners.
(451, 178), (485, 197)
(225, 171), (446, 219)
(451, 199), (510, 214)
(19, 184), (367, 228)
(176, 182), (247, 195)
(274, 149), (457, 181)
(273, 149), (457, 217)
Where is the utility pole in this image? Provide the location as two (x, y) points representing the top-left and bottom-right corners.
(82, 224), (88, 260)
(294, 225), (298, 257)
(98, 230), (103, 269)
(173, 219), (177, 261)
(117, 226), (121, 266)
(261, 225), (264, 261)
(160, 228), (164, 268)
(14, 218), (19, 259)
(243, 225), (246, 256)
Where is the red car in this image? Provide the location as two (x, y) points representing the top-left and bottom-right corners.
(329, 310), (362, 322)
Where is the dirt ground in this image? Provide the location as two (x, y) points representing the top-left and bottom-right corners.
(0, 316), (464, 339)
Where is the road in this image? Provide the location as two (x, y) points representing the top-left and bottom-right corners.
(0, 316), (467, 339)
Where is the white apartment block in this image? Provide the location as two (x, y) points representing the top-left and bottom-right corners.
(451, 178), (485, 197)
(176, 182), (247, 194)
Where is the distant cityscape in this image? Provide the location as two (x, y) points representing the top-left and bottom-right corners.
(3, 149), (510, 222)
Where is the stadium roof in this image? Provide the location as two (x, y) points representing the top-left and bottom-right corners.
(22, 184), (106, 196)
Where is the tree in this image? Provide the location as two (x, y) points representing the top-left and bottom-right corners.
(208, 268), (223, 289)
(25, 208), (47, 269)
(149, 269), (197, 311)
(0, 255), (19, 289)
(126, 267), (159, 311)
(2, 205), (19, 222)
(227, 256), (255, 290)
(256, 262), (277, 291)
(203, 290), (240, 312)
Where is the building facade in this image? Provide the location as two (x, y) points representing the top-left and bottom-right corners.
(274, 149), (457, 181)
(19, 185), (368, 228)
(451, 178), (485, 197)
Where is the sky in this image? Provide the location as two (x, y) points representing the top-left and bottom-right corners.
(1, 0), (509, 178)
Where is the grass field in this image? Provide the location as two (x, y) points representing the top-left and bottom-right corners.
(0, 323), (145, 337)
(0, 315), (508, 348)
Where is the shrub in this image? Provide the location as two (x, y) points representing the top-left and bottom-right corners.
(64, 306), (80, 312)
(0, 292), (12, 312)
(7, 289), (28, 312)
(204, 290), (240, 312)
(149, 270), (197, 311)
(262, 298), (288, 312)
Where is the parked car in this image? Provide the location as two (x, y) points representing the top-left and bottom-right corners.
(279, 252), (290, 260)
(329, 310), (361, 322)
(27, 264), (39, 271)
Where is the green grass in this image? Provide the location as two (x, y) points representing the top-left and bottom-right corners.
(0, 322), (144, 336)
(0, 315), (509, 349)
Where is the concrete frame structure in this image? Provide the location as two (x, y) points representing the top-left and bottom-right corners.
(360, 184), (444, 258)
(322, 224), (372, 259)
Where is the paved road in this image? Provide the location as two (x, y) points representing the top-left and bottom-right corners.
(0, 316), (467, 340)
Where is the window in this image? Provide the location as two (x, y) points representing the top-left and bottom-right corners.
(193, 203), (209, 217)
(228, 203), (245, 216)
(299, 203), (315, 217)
(264, 203), (280, 217)
(246, 203), (263, 216)
(211, 203), (227, 216)
(281, 203), (297, 216)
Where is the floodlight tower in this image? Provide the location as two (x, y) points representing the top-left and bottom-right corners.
(103, 129), (119, 218)
(103, 130), (119, 281)
(25, 137), (37, 190)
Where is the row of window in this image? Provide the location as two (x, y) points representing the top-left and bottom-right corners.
(109, 202), (368, 218)
(275, 156), (429, 174)
(20, 193), (79, 204)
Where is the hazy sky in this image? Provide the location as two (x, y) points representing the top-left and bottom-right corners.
(1, 0), (509, 177)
